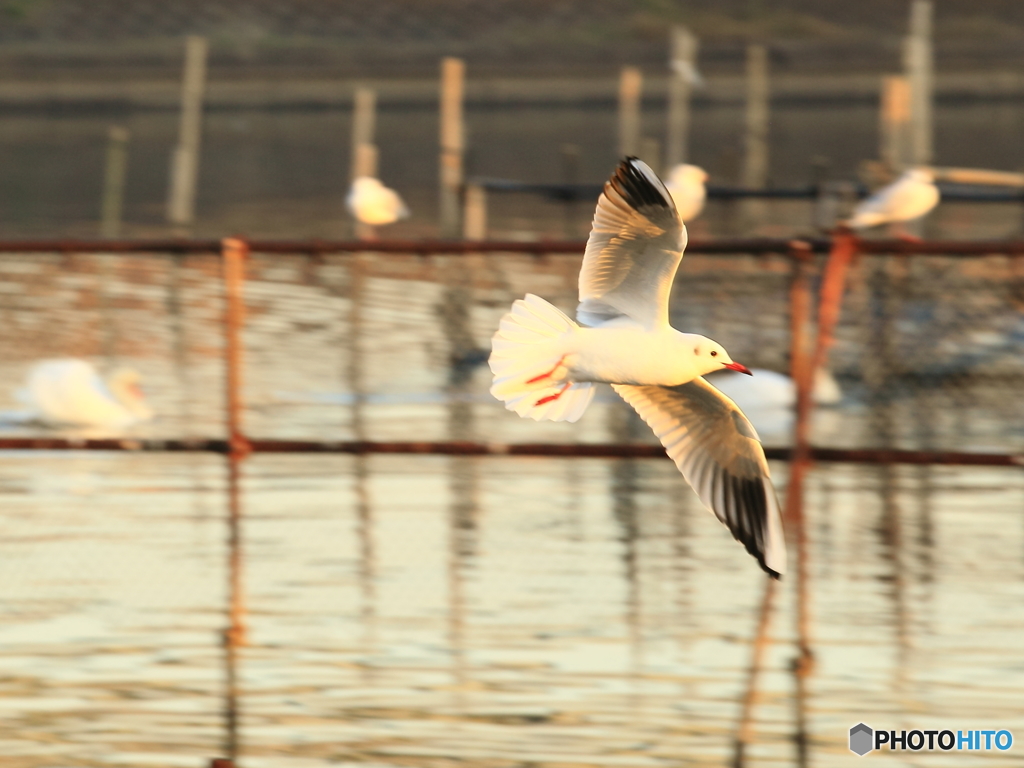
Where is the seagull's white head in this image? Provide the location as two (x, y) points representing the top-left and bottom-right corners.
(689, 336), (752, 378)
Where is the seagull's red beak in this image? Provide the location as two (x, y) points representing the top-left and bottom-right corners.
(724, 362), (752, 375)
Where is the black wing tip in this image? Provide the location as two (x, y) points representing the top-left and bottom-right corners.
(608, 157), (674, 212)
(728, 474), (783, 580)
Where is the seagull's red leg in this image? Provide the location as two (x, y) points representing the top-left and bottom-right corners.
(526, 355), (567, 384)
(535, 382), (571, 406)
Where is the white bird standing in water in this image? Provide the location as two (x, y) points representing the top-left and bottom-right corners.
(845, 167), (939, 229)
(21, 358), (154, 429)
(346, 176), (409, 226)
(489, 158), (786, 578)
(664, 163), (708, 222)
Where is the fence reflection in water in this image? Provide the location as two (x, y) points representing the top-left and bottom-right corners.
(0, 238), (1021, 767)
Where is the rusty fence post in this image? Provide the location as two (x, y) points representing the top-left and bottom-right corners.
(734, 240), (813, 768)
(221, 237), (250, 764)
(789, 232), (858, 768)
(787, 240), (815, 768)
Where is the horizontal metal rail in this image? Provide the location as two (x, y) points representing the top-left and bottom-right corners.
(0, 437), (1018, 466)
(471, 179), (1024, 204)
(2, 237), (1024, 255)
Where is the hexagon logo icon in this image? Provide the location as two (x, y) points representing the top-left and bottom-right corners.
(850, 723), (874, 756)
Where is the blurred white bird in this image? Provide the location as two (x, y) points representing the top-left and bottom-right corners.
(664, 164), (708, 221)
(346, 176), (409, 226)
(705, 368), (842, 445)
(20, 358), (154, 429)
(845, 168), (939, 229)
(707, 368), (841, 411)
(671, 59), (705, 88)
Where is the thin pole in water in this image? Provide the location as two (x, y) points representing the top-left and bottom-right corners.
(462, 183), (487, 241)
(741, 44), (770, 230)
(904, 0), (933, 166)
(786, 241), (815, 768)
(100, 126), (130, 239)
(880, 75), (912, 175)
(350, 87), (379, 240)
(167, 36), (208, 233)
(665, 26), (698, 168)
(439, 57), (465, 238)
(617, 66), (642, 159)
(221, 237), (250, 762)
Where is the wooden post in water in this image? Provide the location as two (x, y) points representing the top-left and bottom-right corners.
(640, 137), (661, 176)
(221, 237), (250, 763)
(350, 87), (376, 182)
(560, 143), (580, 238)
(741, 44), (769, 230)
(167, 35), (208, 231)
(350, 88), (379, 240)
(100, 126), (130, 238)
(618, 66), (642, 159)
(903, 0), (933, 166)
(786, 241), (815, 768)
(462, 183), (487, 241)
(439, 57), (465, 238)
(880, 76), (912, 174)
(665, 26), (698, 168)
(742, 44), (769, 188)
(352, 144), (379, 241)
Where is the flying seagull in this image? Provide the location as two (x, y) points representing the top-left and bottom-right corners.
(489, 158), (786, 578)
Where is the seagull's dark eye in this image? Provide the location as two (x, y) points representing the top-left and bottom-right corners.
(710, 351), (718, 357)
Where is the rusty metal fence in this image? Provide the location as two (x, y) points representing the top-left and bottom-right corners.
(0, 236), (1022, 766)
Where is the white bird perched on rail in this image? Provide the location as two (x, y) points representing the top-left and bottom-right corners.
(346, 176), (409, 226)
(20, 358), (154, 429)
(844, 167), (939, 229)
(664, 163), (708, 222)
(489, 157), (786, 578)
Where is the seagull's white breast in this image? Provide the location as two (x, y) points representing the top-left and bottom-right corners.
(566, 326), (699, 386)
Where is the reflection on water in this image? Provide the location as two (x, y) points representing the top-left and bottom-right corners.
(0, 250), (1020, 452)
(1, 454), (1023, 766)
(0, 249), (1022, 765)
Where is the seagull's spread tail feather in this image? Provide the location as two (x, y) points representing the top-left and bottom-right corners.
(489, 294), (595, 422)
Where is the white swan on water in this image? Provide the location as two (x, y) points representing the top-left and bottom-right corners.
(21, 358), (154, 429)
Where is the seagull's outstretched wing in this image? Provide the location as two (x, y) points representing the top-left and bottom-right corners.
(613, 378), (787, 578)
(577, 158), (685, 330)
